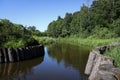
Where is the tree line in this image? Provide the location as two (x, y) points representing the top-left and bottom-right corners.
(0, 19), (43, 47)
(46, 0), (120, 39)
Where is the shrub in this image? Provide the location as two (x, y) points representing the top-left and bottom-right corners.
(24, 37), (39, 47)
(33, 36), (56, 45)
(91, 25), (117, 39)
(3, 39), (25, 48)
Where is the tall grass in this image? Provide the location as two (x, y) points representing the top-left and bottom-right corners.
(57, 37), (120, 48)
(33, 36), (56, 45)
(104, 46), (120, 68)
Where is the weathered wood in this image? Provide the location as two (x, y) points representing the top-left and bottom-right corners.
(0, 48), (4, 63)
(84, 52), (96, 75)
(0, 48), (2, 62)
(15, 48), (20, 61)
(3, 48), (8, 62)
(0, 45), (44, 63)
(8, 48), (13, 62)
(85, 43), (120, 80)
(89, 53), (102, 80)
(99, 64), (115, 71)
(97, 70), (116, 80)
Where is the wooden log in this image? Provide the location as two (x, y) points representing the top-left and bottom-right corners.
(97, 70), (116, 80)
(0, 48), (4, 63)
(36, 46), (40, 57)
(89, 53), (102, 80)
(25, 47), (30, 60)
(88, 52), (115, 80)
(3, 48), (7, 62)
(18, 48), (25, 61)
(15, 48), (20, 61)
(32, 47), (37, 58)
(10, 48), (18, 62)
(84, 52), (96, 75)
(99, 64), (115, 71)
(17, 48), (22, 61)
(0, 48), (2, 63)
(37, 45), (44, 56)
(29, 47), (33, 59)
(8, 48), (13, 62)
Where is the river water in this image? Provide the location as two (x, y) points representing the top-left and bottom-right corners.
(0, 43), (90, 80)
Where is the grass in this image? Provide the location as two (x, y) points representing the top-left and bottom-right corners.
(57, 37), (120, 48)
(104, 46), (120, 68)
(33, 36), (56, 45)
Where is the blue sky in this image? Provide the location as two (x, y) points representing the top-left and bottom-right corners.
(0, 0), (93, 32)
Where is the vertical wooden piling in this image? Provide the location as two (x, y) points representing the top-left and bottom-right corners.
(0, 45), (44, 63)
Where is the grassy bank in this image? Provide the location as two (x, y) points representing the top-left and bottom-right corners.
(104, 46), (120, 68)
(57, 37), (120, 48)
(33, 36), (120, 48)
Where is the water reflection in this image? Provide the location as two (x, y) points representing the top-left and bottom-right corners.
(0, 43), (90, 80)
(0, 57), (44, 80)
(47, 43), (90, 80)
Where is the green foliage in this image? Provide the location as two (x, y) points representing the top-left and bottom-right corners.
(2, 37), (40, 48)
(111, 19), (120, 37)
(91, 25), (117, 39)
(3, 39), (25, 48)
(24, 37), (39, 47)
(33, 36), (56, 45)
(104, 46), (120, 68)
(0, 19), (40, 48)
(46, 0), (120, 39)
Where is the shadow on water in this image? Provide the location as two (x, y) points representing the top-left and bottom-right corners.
(0, 57), (44, 80)
(47, 43), (90, 80)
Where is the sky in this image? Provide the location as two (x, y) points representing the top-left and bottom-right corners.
(0, 0), (93, 32)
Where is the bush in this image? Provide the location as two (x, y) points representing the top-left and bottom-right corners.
(3, 39), (25, 48)
(3, 37), (39, 48)
(111, 19), (120, 37)
(91, 25), (117, 39)
(24, 37), (39, 47)
(33, 36), (56, 45)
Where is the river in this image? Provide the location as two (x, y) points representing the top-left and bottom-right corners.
(0, 43), (90, 80)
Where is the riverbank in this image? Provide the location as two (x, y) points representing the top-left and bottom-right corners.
(85, 43), (120, 80)
(34, 36), (120, 68)
(56, 37), (120, 47)
(33, 36), (120, 47)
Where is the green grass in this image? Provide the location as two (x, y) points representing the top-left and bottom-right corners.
(33, 36), (56, 45)
(57, 37), (120, 48)
(104, 46), (120, 68)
